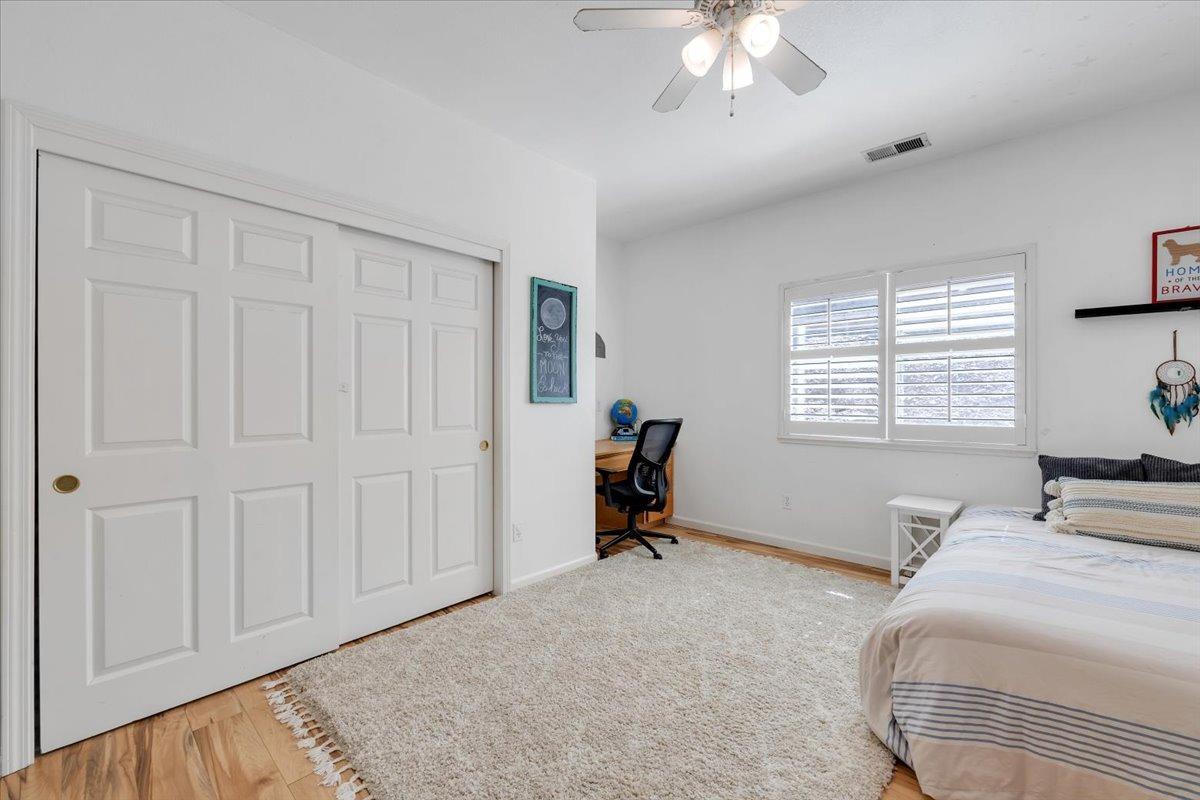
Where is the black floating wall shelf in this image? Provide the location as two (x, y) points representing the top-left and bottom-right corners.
(1075, 301), (1199, 319)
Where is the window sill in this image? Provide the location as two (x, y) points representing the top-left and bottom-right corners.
(776, 433), (1036, 458)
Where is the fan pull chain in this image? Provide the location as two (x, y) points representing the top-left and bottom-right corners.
(729, 36), (737, 118)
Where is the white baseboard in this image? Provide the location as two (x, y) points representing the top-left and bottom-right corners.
(509, 551), (598, 591)
(670, 516), (889, 571)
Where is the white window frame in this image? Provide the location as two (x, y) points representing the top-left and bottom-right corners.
(778, 247), (1036, 457)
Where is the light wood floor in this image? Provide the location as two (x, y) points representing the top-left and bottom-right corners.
(4, 523), (930, 800)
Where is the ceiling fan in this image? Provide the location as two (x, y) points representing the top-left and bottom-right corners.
(574, 0), (826, 113)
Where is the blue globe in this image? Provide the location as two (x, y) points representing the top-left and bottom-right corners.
(610, 398), (637, 428)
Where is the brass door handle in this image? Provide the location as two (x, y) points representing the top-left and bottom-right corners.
(479, 440), (490, 452)
(53, 474), (80, 494)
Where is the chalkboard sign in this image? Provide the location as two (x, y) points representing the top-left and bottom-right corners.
(530, 277), (577, 403)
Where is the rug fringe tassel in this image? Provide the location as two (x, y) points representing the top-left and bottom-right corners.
(337, 778), (369, 800)
(263, 678), (373, 800)
(307, 741), (337, 764)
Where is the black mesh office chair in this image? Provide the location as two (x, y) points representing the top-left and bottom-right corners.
(595, 418), (683, 560)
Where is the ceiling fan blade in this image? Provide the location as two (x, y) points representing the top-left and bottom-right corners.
(756, 35), (826, 95)
(574, 8), (704, 31)
(652, 66), (701, 113)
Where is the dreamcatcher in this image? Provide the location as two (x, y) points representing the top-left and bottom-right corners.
(1149, 329), (1200, 435)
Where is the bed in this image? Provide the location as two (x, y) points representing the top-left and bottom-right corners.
(860, 505), (1200, 800)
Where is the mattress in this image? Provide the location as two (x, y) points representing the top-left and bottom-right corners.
(860, 505), (1200, 800)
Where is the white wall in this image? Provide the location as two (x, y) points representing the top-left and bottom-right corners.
(595, 236), (628, 439)
(0, 0), (598, 585)
(623, 93), (1200, 568)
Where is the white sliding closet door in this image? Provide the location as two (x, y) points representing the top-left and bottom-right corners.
(338, 228), (493, 643)
(37, 155), (340, 750)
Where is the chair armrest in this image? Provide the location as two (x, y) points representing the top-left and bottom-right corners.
(595, 467), (618, 507)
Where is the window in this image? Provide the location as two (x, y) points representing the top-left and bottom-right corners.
(784, 275), (883, 437)
(780, 251), (1031, 451)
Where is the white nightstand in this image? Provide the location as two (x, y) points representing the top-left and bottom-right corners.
(887, 495), (964, 587)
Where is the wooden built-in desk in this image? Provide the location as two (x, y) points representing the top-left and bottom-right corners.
(595, 439), (674, 530)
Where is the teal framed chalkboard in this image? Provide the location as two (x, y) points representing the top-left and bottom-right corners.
(530, 277), (577, 403)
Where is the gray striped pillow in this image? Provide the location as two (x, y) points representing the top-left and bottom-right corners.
(1033, 455), (1145, 521)
(1044, 478), (1200, 551)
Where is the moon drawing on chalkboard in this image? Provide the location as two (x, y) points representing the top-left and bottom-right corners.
(540, 297), (567, 330)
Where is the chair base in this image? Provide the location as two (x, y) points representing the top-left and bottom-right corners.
(596, 512), (678, 559)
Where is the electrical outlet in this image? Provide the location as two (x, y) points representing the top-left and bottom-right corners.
(781, 494), (793, 511)
(512, 523), (524, 543)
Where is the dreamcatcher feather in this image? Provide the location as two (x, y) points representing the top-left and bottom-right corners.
(1149, 329), (1200, 435)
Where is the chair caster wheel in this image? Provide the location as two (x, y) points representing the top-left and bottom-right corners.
(653, 553), (663, 560)
(670, 537), (679, 544)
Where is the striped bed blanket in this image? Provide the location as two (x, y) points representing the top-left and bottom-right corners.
(860, 505), (1200, 800)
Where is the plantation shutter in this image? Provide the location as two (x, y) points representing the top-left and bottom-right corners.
(891, 253), (1027, 445)
(782, 275), (885, 438)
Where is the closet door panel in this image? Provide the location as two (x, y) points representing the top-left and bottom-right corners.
(37, 154), (339, 751)
(338, 228), (493, 643)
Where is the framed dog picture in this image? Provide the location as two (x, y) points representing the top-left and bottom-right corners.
(1152, 225), (1200, 303)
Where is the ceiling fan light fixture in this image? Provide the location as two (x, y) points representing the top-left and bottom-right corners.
(735, 13), (780, 58)
(722, 46), (753, 91)
(574, 1), (826, 112)
(681, 28), (724, 77)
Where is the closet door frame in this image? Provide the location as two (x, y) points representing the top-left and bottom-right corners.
(0, 100), (515, 776)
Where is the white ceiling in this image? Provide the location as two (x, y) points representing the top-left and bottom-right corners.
(226, 0), (1200, 241)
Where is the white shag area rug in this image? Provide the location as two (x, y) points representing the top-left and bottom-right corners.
(267, 538), (899, 800)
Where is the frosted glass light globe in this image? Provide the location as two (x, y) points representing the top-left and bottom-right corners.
(736, 13), (780, 58)
(681, 28), (724, 77)
(722, 47), (753, 90)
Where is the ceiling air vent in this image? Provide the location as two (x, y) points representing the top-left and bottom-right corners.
(862, 134), (931, 163)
